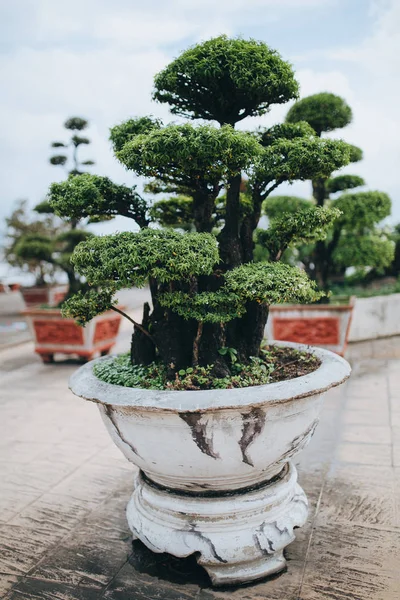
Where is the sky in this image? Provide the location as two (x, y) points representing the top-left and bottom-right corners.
(1, 0), (399, 272)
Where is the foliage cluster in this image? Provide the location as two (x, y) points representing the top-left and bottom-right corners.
(263, 93), (394, 289)
(46, 36), (354, 378)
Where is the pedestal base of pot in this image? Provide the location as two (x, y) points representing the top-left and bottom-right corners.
(126, 462), (308, 587)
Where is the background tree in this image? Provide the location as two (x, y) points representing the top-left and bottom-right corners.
(13, 228), (93, 296)
(283, 92), (393, 289)
(49, 116), (95, 176)
(4, 116), (111, 298)
(3, 200), (63, 285)
(49, 36), (351, 376)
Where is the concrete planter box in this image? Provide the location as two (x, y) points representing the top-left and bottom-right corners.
(348, 293), (400, 342)
(24, 308), (122, 363)
(20, 284), (69, 308)
(266, 298), (355, 356)
(0, 286), (25, 316)
(69, 343), (350, 586)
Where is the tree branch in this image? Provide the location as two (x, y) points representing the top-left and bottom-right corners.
(110, 306), (156, 345)
(192, 320), (203, 366)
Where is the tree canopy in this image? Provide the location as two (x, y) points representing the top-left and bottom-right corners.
(153, 35), (299, 125)
(48, 36), (353, 373)
(286, 92), (352, 136)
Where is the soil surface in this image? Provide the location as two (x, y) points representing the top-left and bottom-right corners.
(267, 346), (321, 383)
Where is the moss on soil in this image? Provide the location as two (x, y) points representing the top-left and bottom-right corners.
(93, 345), (321, 391)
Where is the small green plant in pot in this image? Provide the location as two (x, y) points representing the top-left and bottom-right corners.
(55, 37), (352, 586)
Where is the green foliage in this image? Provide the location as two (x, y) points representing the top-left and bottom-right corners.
(43, 36), (367, 375)
(3, 200), (63, 284)
(70, 229), (219, 289)
(49, 155), (67, 166)
(49, 115), (95, 180)
(62, 288), (116, 325)
(333, 191), (391, 228)
(263, 195), (312, 218)
(348, 144), (363, 163)
(71, 135), (90, 146)
(153, 35), (299, 125)
(286, 92), (352, 135)
(116, 124), (261, 186)
(326, 175), (365, 194)
(159, 290), (244, 323)
(333, 234), (395, 269)
(48, 173), (149, 227)
(93, 346), (319, 391)
(64, 117), (88, 130)
(14, 233), (54, 264)
(149, 196), (194, 229)
(255, 138), (350, 184)
(224, 262), (323, 304)
(34, 201), (55, 214)
(109, 116), (162, 153)
(257, 206), (341, 258)
(259, 121), (315, 146)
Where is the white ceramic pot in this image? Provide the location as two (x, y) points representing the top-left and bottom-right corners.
(69, 342), (350, 586)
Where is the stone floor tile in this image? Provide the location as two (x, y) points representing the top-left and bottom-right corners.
(336, 442), (392, 466)
(346, 340), (373, 361)
(342, 409), (390, 426)
(317, 463), (396, 527)
(299, 524), (400, 600)
(7, 493), (94, 533)
(393, 445), (400, 468)
(340, 424), (392, 445)
(29, 485), (133, 589)
(5, 577), (101, 600)
(346, 395), (389, 413)
(0, 524), (63, 576)
(0, 574), (20, 597)
(391, 412), (400, 427)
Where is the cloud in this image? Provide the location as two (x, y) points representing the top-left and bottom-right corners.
(1, 0), (399, 264)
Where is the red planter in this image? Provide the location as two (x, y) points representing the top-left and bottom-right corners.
(20, 285), (68, 308)
(266, 298), (355, 356)
(23, 308), (122, 363)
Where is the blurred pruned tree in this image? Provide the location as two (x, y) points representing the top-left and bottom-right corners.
(267, 92), (395, 290)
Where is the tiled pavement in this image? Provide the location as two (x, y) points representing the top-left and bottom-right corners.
(0, 327), (400, 599)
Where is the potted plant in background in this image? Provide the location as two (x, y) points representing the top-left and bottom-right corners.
(49, 36), (351, 586)
(15, 227), (124, 363)
(265, 93), (394, 355)
(15, 117), (95, 305)
(8, 117), (131, 363)
(3, 200), (68, 307)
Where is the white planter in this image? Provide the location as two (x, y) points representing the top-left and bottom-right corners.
(69, 342), (350, 586)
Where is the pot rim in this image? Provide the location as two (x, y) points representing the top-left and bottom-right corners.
(69, 341), (351, 413)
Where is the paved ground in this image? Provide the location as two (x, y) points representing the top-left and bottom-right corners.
(0, 319), (399, 599)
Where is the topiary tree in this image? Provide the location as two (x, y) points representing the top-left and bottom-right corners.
(3, 200), (64, 285)
(283, 93), (393, 289)
(49, 116), (95, 176)
(5, 117), (109, 298)
(35, 116), (96, 227)
(12, 229), (93, 297)
(48, 36), (352, 377)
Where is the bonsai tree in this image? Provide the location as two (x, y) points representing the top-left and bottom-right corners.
(48, 36), (352, 379)
(3, 200), (63, 285)
(48, 116), (95, 176)
(35, 116), (96, 227)
(12, 228), (93, 297)
(265, 93), (394, 289)
(4, 117), (100, 297)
